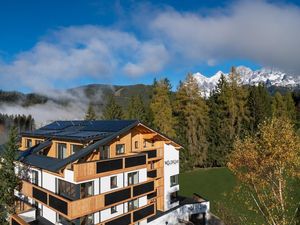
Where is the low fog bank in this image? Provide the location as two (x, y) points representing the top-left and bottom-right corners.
(0, 86), (107, 128)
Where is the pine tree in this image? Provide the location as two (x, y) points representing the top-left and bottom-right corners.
(150, 79), (176, 138)
(102, 95), (124, 120)
(85, 102), (97, 120)
(175, 74), (209, 169)
(272, 92), (286, 118)
(0, 127), (20, 224)
(247, 84), (272, 133)
(284, 92), (297, 122)
(207, 67), (249, 166)
(126, 95), (148, 123)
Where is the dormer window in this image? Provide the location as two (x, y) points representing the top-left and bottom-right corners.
(57, 143), (67, 159)
(26, 139), (32, 148)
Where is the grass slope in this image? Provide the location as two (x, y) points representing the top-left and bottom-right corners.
(179, 167), (262, 223)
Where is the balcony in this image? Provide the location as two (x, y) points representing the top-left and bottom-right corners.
(20, 179), (155, 220)
(98, 203), (156, 225)
(73, 154), (148, 182)
(11, 200), (36, 225)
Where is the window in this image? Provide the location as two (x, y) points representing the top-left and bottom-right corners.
(151, 140), (155, 147)
(57, 179), (78, 200)
(80, 181), (93, 198)
(71, 144), (82, 154)
(134, 141), (139, 149)
(26, 139), (32, 148)
(170, 175), (179, 187)
(100, 146), (110, 160)
(35, 140), (42, 145)
(110, 176), (118, 189)
(128, 199), (139, 211)
(31, 170), (39, 185)
(128, 171), (139, 186)
(57, 143), (67, 159)
(143, 140), (146, 148)
(116, 144), (125, 155)
(170, 191), (178, 204)
(111, 205), (117, 214)
(80, 214), (94, 225)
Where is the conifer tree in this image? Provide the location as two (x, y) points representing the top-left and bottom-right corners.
(85, 102), (97, 120)
(126, 95), (148, 123)
(285, 92), (297, 122)
(150, 78), (176, 138)
(207, 67), (249, 166)
(247, 84), (272, 133)
(175, 74), (209, 169)
(272, 92), (286, 118)
(102, 95), (123, 120)
(0, 127), (20, 224)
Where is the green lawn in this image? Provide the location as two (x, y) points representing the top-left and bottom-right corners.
(179, 167), (262, 223)
(179, 167), (300, 224)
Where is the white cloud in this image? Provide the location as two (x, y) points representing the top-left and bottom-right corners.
(150, 0), (300, 74)
(0, 25), (169, 93)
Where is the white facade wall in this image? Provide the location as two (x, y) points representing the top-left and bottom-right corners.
(124, 168), (147, 186)
(100, 173), (124, 194)
(100, 203), (124, 222)
(42, 205), (57, 224)
(41, 171), (56, 192)
(163, 144), (180, 211)
(139, 196), (147, 207)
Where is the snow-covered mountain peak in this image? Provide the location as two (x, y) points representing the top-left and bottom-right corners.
(193, 66), (300, 97)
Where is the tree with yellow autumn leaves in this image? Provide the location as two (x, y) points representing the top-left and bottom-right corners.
(228, 117), (300, 225)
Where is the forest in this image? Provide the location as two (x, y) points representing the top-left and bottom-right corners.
(89, 67), (300, 172)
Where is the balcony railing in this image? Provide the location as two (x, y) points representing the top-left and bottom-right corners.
(97, 203), (156, 225)
(21, 179), (155, 220)
(73, 154), (148, 182)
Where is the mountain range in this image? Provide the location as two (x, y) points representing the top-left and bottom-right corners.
(193, 66), (300, 96)
(0, 66), (299, 126)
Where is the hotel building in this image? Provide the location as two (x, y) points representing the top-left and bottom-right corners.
(9, 120), (209, 225)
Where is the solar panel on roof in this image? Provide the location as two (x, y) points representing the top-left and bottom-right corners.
(81, 120), (137, 132)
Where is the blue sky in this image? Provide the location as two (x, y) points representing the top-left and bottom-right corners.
(0, 0), (300, 93)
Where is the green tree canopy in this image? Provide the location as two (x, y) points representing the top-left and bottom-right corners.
(150, 78), (176, 138)
(0, 127), (20, 224)
(102, 95), (124, 120)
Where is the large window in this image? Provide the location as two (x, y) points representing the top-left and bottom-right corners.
(57, 179), (78, 200)
(128, 199), (139, 211)
(170, 174), (179, 187)
(110, 176), (118, 189)
(71, 144), (82, 154)
(57, 143), (67, 159)
(31, 170), (39, 185)
(128, 171), (139, 186)
(80, 181), (93, 198)
(116, 144), (125, 155)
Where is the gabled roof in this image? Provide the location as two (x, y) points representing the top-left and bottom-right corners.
(18, 120), (181, 173)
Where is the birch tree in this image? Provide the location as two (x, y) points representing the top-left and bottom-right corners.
(228, 117), (300, 225)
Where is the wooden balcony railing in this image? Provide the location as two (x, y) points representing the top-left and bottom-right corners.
(73, 154), (148, 182)
(10, 214), (29, 225)
(97, 203), (156, 225)
(21, 179), (155, 220)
